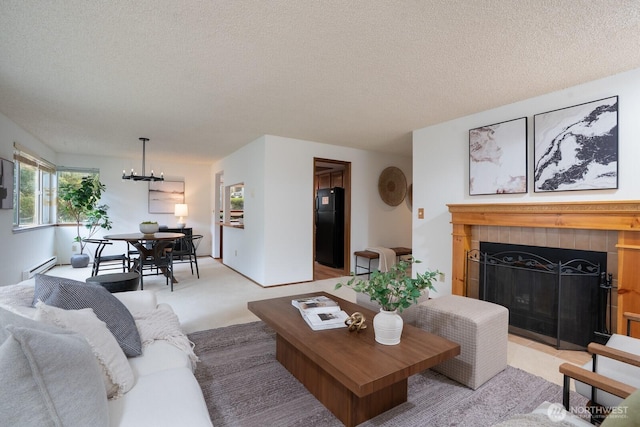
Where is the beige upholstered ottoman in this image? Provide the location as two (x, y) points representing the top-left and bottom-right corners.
(416, 295), (508, 389)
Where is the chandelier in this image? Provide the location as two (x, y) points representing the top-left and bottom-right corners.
(122, 137), (164, 182)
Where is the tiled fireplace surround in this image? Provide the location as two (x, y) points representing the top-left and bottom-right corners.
(448, 201), (640, 337)
(466, 225), (618, 332)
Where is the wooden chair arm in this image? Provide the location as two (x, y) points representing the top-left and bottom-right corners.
(587, 343), (640, 368)
(560, 362), (635, 400)
(625, 312), (640, 336)
(624, 312), (640, 323)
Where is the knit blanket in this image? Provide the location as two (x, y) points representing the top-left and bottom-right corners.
(0, 281), (38, 318)
(132, 308), (199, 370)
(366, 247), (396, 272)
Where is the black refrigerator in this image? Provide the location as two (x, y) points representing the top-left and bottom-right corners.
(315, 187), (344, 268)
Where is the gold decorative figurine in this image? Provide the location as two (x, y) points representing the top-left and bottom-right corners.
(345, 312), (367, 332)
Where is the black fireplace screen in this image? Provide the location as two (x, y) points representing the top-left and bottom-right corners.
(468, 243), (608, 350)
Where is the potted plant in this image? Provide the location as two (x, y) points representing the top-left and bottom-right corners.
(58, 175), (112, 268)
(335, 257), (439, 345)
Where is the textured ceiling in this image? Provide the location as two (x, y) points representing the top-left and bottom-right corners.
(1, 1), (639, 164)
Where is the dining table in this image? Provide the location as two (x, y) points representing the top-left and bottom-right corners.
(103, 232), (185, 286)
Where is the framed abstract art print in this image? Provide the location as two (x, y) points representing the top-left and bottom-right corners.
(469, 117), (527, 195)
(533, 96), (618, 192)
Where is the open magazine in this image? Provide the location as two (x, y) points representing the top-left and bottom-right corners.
(291, 296), (348, 331)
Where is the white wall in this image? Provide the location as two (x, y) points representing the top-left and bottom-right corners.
(55, 153), (213, 263)
(412, 67), (640, 296)
(216, 137), (267, 283)
(0, 112), (58, 285)
(213, 134), (413, 286)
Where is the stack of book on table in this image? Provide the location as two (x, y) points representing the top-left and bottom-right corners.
(291, 296), (349, 331)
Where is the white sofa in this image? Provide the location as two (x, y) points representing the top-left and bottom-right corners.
(0, 278), (212, 427)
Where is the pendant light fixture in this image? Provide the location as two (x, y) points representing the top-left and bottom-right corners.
(122, 137), (164, 181)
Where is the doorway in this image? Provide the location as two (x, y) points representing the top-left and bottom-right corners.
(313, 158), (351, 280)
(213, 171), (224, 259)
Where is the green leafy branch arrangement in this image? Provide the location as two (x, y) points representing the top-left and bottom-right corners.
(335, 257), (439, 313)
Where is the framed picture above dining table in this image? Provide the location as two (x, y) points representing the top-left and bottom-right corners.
(148, 180), (185, 213)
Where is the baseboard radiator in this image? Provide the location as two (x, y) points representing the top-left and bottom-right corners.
(22, 256), (57, 280)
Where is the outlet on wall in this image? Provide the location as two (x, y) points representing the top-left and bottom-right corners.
(438, 272), (445, 282)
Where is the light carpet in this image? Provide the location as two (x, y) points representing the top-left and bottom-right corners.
(188, 321), (589, 427)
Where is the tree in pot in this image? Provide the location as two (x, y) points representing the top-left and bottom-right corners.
(335, 257), (439, 345)
(58, 175), (112, 268)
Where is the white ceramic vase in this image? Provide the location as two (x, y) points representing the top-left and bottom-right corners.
(373, 308), (404, 345)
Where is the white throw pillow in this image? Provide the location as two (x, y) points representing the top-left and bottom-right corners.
(35, 301), (135, 399)
(0, 307), (109, 427)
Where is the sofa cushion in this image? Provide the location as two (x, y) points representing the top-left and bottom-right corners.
(107, 367), (213, 427)
(33, 274), (142, 356)
(0, 307), (109, 427)
(35, 301), (135, 399)
(129, 340), (193, 377)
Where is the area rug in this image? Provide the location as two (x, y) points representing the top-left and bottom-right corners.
(188, 322), (588, 427)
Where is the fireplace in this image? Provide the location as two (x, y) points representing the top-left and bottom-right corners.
(447, 201), (640, 338)
(471, 242), (608, 350)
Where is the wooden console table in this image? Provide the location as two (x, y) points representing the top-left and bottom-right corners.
(248, 292), (459, 427)
(354, 247), (412, 277)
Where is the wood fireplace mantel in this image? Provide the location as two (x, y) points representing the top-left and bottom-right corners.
(448, 201), (640, 336)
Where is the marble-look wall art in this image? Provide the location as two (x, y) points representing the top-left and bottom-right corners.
(469, 117), (527, 195)
(534, 96), (618, 192)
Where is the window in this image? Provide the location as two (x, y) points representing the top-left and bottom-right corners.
(13, 146), (55, 228)
(56, 168), (99, 223)
(225, 183), (244, 224)
(230, 184), (244, 210)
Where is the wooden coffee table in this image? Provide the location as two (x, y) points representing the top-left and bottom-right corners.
(248, 292), (460, 427)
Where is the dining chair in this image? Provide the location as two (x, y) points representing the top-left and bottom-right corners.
(171, 234), (203, 279)
(83, 238), (128, 277)
(126, 241), (153, 272)
(132, 240), (176, 291)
